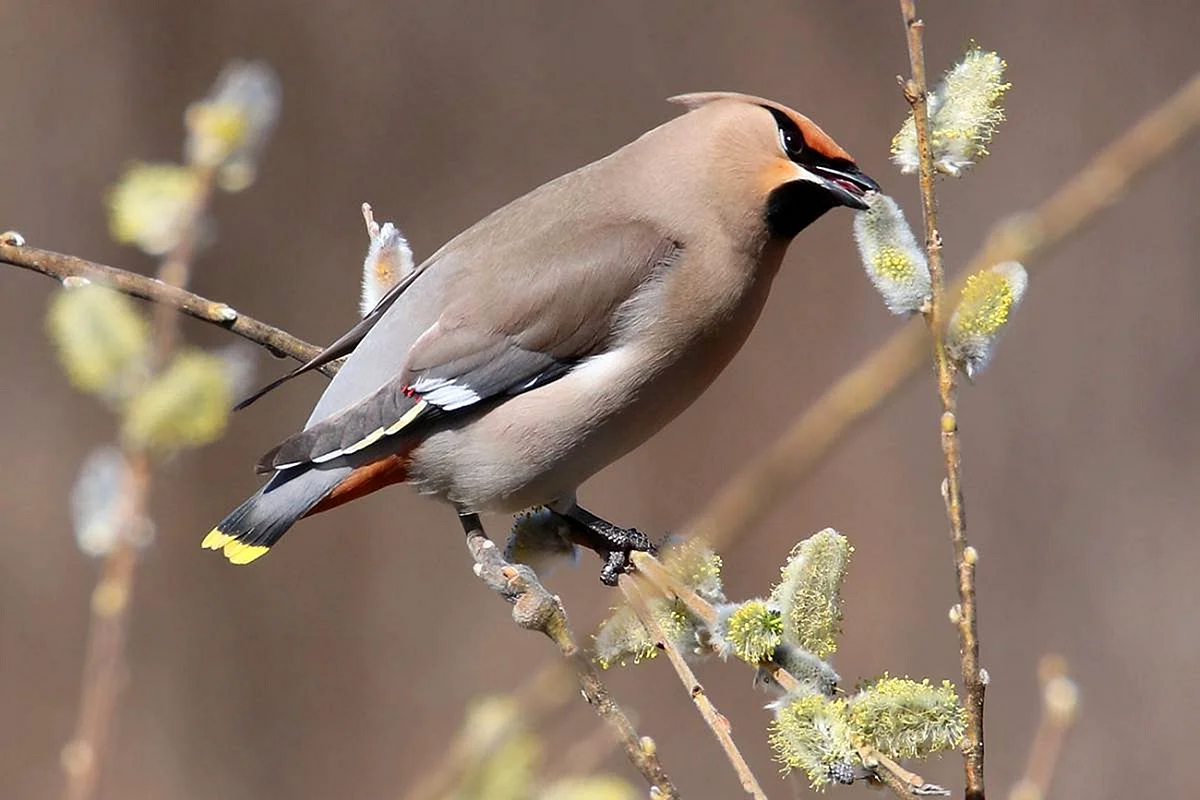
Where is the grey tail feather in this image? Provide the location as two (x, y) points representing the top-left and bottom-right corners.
(208, 464), (353, 553)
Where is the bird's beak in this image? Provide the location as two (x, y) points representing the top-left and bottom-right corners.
(809, 163), (880, 210)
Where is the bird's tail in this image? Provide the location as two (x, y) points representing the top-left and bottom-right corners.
(202, 465), (353, 564)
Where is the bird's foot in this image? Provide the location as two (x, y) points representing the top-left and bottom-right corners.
(554, 506), (656, 586)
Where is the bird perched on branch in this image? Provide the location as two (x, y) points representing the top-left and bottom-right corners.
(204, 92), (878, 584)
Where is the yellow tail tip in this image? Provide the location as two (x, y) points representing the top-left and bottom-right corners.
(201, 529), (270, 564)
(224, 541), (270, 564)
(202, 529), (234, 550)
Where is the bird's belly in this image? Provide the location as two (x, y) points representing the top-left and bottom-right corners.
(404, 274), (774, 513)
(403, 348), (662, 512)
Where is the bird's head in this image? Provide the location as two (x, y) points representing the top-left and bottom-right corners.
(666, 92), (880, 240)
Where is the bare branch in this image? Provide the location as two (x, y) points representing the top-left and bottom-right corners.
(0, 242), (331, 375)
(617, 573), (767, 800)
(459, 514), (678, 799)
(897, 2), (985, 796)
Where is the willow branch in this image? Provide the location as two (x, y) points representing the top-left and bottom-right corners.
(59, 167), (223, 800)
(617, 573), (767, 800)
(459, 514), (678, 799)
(896, 3), (987, 798)
(0, 241), (332, 375)
(58, 457), (150, 800)
(629, 552), (945, 798)
(683, 68), (1200, 552)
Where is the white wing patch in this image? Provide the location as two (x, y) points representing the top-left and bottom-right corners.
(409, 376), (482, 411)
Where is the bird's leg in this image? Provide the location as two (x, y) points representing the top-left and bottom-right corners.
(552, 504), (656, 586)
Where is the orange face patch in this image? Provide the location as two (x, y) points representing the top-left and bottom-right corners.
(758, 157), (807, 196)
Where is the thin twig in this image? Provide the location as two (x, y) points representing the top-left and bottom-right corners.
(630, 552), (946, 798)
(58, 456), (150, 800)
(459, 514), (678, 799)
(617, 573), (767, 800)
(1009, 656), (1078, 800)
(860, 749), (933, 799)
(896, 2), (984, 797)
(0, 241), (331, 374)
(683, 68), (1200, 552)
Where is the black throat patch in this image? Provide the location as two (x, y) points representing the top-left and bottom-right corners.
(765, 180), (838, 240)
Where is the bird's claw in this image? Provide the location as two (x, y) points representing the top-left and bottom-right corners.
(595, 527), (655, 586)
(552, 507), (655, 585)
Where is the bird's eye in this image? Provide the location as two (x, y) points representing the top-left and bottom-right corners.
(778, 125), (805, 160)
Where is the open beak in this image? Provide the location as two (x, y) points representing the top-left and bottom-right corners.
(810, 163), (880, 210)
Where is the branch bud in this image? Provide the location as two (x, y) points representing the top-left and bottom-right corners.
(757, 643), (840, 700)
(593, 598), (698, 669)
(659, 537), (725, 603)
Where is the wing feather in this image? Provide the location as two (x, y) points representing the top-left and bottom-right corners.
(257, 212), (680, 471)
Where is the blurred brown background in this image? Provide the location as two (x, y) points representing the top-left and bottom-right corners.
(2, 1), (1198, 798)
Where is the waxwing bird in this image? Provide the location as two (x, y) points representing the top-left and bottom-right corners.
(205, 92), (879, 584)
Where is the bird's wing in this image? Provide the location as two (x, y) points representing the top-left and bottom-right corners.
(259, 221), (681, 472)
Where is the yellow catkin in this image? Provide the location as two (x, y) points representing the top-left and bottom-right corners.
(955, 270), (1014, 335)
(853, 193), (931, 315)
(122, 350), (231, 452)
(891, 45), (1010, 176)
(107, 163), (202, 255)
(872, 246), (918, 281)
(947, 261), (1028, 378)
(46, 284), (149, 398)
